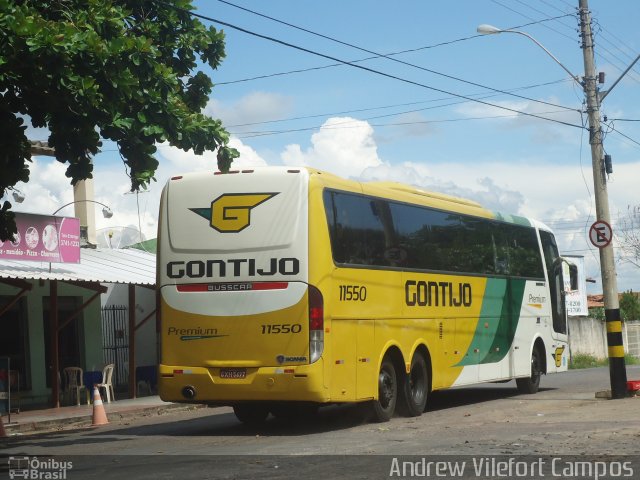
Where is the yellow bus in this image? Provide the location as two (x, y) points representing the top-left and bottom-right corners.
(158, 166), (575, 424)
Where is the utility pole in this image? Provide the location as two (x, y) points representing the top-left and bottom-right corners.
(578, 0), (627, 398)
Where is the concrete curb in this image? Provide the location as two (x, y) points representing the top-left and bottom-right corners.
(4, 403), (207, 436)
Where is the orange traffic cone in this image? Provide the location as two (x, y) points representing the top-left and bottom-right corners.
(91, 385), (109, 426)
(0, 415), (6, 437)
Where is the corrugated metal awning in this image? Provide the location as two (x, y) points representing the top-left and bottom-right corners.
(0, 247), (156, 286)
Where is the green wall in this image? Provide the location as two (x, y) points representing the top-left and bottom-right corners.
(0, 279), (103, 407)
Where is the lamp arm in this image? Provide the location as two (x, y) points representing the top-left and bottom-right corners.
(52, 200), (112, 216)
(506, 30), (583, 87)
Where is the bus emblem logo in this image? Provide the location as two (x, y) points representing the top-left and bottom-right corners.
(276, 355), (307, 364)
(553, 346), (565, 368)
(190, 193), (278, 233)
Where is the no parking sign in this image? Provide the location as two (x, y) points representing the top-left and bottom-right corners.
(589, 220), (613, 249)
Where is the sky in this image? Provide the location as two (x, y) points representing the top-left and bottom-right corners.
(7, 0), (640, 293)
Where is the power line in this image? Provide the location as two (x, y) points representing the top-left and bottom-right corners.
(214, 0), (576, 112)
(591, 21), (640, 83)
(216, 34), (570, 88)
(543, 215), (627, 227)
(158, 1), (584, 130)
(516, 0), (578, 32)
(597, 26), (640, 65)
(226, 78), (570, 129)
(369, 110), (570, 127)
(493, 0), (640, 84)
(537, 0), (574, 16)
(231, 109), (575, 139)
(609, 126), (640, 149)
(491, 0), (578, 42)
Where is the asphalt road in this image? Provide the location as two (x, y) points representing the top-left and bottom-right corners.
(2, 365), (640, 479)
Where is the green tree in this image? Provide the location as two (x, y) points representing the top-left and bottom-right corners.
(589, 291), (640, 321)
(619, 290), (640, 321)
(0, 0), (239, 240)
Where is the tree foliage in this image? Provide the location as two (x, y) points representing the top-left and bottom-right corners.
(619, 291), (640, 321)
(590, 291), (640, 321)
(0, 0), (239, 240)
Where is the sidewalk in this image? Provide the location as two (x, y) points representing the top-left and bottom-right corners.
(2, 395), (204, 436)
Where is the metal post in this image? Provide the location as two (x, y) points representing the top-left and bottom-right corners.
(50, 280), (60, 408)
(129, 284), (137, 399)
(578, 0), (627, 398)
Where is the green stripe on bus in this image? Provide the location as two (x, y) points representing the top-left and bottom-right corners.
(455, 278), (507, 367)
(455, 278), (527, 366)
(494, 212), (532, 227)
(481, 278), (526, 364)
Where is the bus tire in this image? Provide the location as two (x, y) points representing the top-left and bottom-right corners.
(369, 357), (398, 422)
(398, 353), (429, 417)
(233, 404), (270, 425)
(516, 347), (542, 394)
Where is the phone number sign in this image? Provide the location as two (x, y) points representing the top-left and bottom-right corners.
(0, 212), (80, 263)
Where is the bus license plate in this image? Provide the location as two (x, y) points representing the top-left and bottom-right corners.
(220, 368), (246, 379)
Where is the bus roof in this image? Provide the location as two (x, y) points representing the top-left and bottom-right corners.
(304, 167), (538, 228)
(171, 166), (543, 230)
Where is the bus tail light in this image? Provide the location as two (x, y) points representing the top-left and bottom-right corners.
(308, 284), (324, 363)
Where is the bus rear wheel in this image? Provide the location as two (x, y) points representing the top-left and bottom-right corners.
(369, 357), (397, 422)
(516, 347), (542, 394)
(233, 404), (270, 425)
(398, 353), (429, 417)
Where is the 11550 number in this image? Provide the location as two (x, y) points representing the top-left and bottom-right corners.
(339, 285), (367, 302)
(261, 323), (302, 334)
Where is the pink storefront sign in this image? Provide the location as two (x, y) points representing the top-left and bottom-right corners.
(0, 212), (80, 263)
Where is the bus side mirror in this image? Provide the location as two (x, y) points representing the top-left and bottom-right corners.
(568, 263), (578, 291)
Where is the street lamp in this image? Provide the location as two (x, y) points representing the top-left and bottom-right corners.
(476, 24), (582, 87)
(52, 200), (114, 219)
(11, 188), (26, 204)
(2, 187), (25, 204)
(478, 3), (632, 399)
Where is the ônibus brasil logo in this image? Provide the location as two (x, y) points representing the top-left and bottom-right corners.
(190, 193), (278, 233)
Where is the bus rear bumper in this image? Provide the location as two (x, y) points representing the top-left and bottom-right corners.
(158, 361), (328, 404)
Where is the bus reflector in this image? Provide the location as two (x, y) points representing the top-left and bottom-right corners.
(176, 282), (289, 292)
(252, 282), (288, 291)
(176, 284), (209, 292)
(308, 285), (324, 363)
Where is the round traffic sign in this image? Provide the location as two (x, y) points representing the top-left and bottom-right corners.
(589, 220), (613, 248)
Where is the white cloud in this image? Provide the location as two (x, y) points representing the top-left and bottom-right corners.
(155, 137), (268, 176)
(9, 119), (640, 293)
(13, 158), (74, 215)
(11, 136), (269, 242)
(455, 97), (583, 138)
(377, 112), (436, 140)
(205, 91), (293, 130)
(281, 117), (382, 178)
(361, 163), (525, 214)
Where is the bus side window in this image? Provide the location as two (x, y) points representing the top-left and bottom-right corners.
(539, 230), (566, 334)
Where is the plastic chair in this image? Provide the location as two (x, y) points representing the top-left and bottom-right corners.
(62, 367), (89, 406)
(96, 364), (115, 403)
